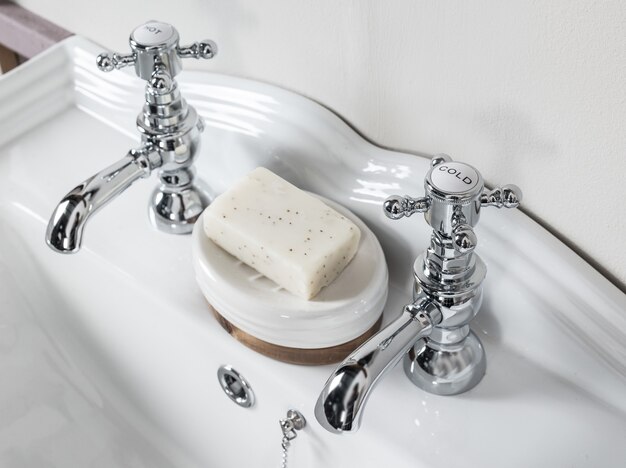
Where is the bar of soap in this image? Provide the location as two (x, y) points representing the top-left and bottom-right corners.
(203, 167), (361, 300)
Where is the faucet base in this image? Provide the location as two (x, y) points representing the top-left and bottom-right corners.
(149, 183), (211, 234)
(403, 329), (486, 395)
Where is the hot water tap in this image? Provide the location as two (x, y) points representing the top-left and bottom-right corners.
(46, 21), (217, 253)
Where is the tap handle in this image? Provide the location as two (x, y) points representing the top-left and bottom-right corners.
(96, 21), (217, 81)
(431, 153), (453, 167)
(177, 40), (218, 60)
(481, 184), (522, 209)
(452, 223), (477, 253)
(96, 52), (136, 72)
(383, 195), (431, 220)
(384, 153), (522, 236)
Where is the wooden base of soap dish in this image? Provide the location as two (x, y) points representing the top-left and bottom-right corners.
(209, 303), (383, 366)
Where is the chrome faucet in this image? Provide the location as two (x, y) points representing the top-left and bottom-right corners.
(315, 154), (522, 433)
(46, 21), (217, 253)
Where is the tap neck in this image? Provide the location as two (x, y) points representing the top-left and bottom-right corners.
(418, 230), (482, 286)
(137, 80), (193, 136)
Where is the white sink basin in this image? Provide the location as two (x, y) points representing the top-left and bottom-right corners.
(1, 37), (625, 468)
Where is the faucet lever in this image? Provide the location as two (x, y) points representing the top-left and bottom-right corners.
(96, 52), (136, 72)
(481, 184), (523, 208)
(96, 21), (217, 82)
(383, 195), (431, 220)
(452, 223), (477, 253)
(177, 40), (218, 60)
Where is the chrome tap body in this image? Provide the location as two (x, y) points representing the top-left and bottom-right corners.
(46, 21), (217, 253)
(315, 154), (522, 433)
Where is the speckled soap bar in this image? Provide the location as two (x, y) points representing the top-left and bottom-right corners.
(203, 167), (361, 300)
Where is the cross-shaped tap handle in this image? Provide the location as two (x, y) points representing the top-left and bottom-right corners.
(96, 21), (217, 82)
(383, 154), (523, 245)
(480, 185), (522, 208)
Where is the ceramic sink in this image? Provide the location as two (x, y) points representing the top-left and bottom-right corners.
(0, 36), (625, 468)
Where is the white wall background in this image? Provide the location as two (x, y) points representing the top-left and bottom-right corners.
(15, 0), (626, 289)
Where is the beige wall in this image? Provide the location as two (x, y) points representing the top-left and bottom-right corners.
(15, 0), (626, 288)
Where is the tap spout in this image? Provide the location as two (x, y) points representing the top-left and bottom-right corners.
(315, 297), (442, 433)
(46, 146), (161, 253)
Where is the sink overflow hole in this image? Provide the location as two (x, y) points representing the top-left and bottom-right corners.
(217, 365), (255, 408)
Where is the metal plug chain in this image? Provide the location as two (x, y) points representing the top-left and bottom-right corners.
(279, 410), (306, 468)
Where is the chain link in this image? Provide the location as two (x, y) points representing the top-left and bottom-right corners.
(279, 410), (305, 468)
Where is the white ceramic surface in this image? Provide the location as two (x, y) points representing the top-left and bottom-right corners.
(193, 195), (388, 349)
(0, 37), (625, 468)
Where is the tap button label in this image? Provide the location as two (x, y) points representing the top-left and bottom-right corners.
(430, 162), (480, 194)
(132, 22), (175, 47)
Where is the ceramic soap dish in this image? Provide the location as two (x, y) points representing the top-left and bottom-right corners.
(192, 195), (388, 365)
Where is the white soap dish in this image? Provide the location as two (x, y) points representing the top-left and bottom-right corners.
(192, 195), (388, 365)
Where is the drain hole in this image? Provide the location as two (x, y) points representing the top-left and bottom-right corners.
(224, 374), (244, 399)
(218, 365), (255, 408)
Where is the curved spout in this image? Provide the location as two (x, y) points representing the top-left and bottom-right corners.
(315, 297), (441, 433)
(46, 147), (160, 253)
